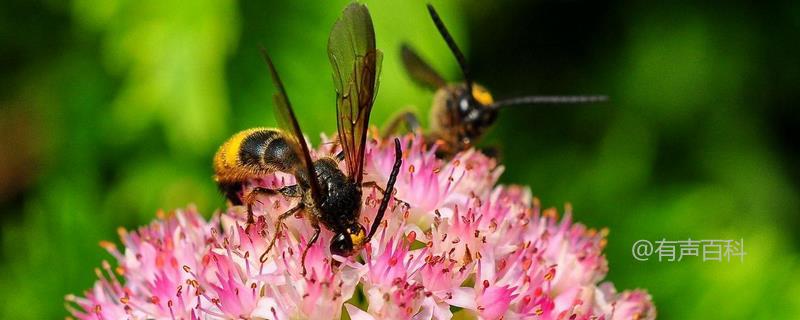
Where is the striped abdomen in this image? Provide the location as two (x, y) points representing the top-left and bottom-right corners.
(213, 128), (299, 194)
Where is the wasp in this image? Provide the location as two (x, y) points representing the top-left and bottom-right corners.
(213, 3), (402, 275)
(385, 4), (608, 156)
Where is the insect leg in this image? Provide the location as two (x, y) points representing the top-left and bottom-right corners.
(479, 146), (501, 159)
(276, 185), (303, 197)
(259, 203), (304, 263)
(300, 221), (321, 276)
(219, 182), (244, 205)
(366, 138), (403, 241)
(383, 110), (420, 136)
(362, 180), (409, 209)
(244, 186), (302, 225)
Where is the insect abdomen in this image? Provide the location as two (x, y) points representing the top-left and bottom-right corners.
(213, 128), (294, 185)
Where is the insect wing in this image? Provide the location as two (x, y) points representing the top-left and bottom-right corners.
(259, 48), (322, 201)
(400, 43), (447, 90)
(328, 3), (382, 183)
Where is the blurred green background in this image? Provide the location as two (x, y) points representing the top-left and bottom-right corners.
(1, 0), (798, 318)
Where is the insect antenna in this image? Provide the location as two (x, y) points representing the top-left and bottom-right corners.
(366, 138), (403, 241)
(426, 4), (473, 96)
(488, 95), (608, 109)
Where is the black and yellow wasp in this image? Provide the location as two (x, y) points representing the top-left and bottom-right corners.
(213, 3), (401, 275)
(385, 4), (607, 156)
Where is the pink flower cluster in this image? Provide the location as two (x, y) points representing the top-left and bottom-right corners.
(67, 134), (655, 319)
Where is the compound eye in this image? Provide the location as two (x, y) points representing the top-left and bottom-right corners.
(330, 233), (353, 256)
(459, 95), (471, 112)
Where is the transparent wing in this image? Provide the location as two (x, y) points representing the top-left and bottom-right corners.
(328, 3), (382, 183)
(260, 48), (322, 201)
(400, 43), (447, 90)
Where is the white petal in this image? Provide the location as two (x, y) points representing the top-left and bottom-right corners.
(447, 287), (476, 309)
(412, 297), (434, 320)
(249, 297), (286, 320)
(345, 304), (376, 320)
